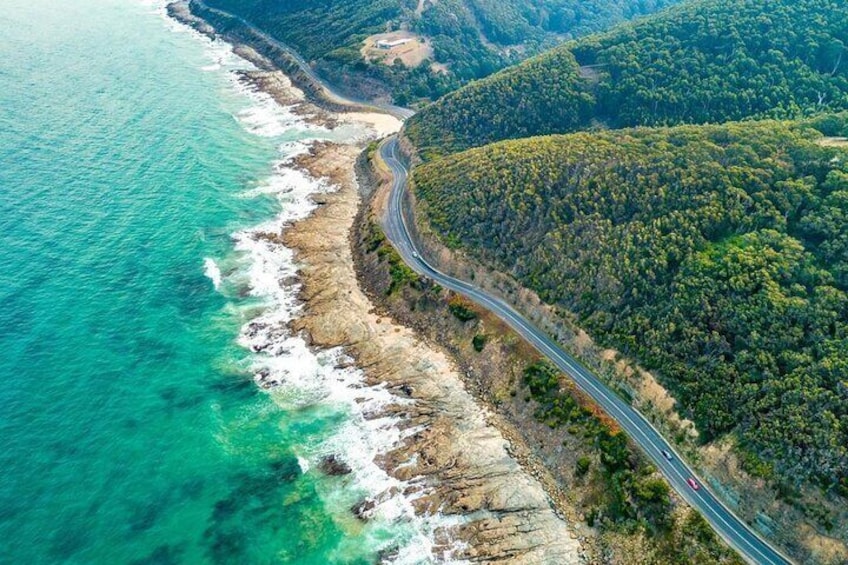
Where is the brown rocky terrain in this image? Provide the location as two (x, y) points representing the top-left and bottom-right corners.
(280, 141), (586, 563)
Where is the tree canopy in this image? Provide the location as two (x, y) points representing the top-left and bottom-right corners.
(412, 117), (848, 490)
(406, 0), (848, 155)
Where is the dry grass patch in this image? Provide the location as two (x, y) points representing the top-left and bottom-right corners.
(361, 31), (434, 68)
(818, 136), (848, 147)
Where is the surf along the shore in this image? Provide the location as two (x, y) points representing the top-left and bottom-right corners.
(160, 2), (473, 562)
(168, 0), (585, 562)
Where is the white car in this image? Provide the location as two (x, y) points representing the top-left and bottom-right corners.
(661, 450), (673, 461)
(412, 251), (419, 259)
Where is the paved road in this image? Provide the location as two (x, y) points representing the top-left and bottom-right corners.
(380, 137), (793, 565)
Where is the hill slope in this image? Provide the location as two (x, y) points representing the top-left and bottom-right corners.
(412, 117), (848, 492)
(202, 0), (679, 103)
(406, 0), (848, 156)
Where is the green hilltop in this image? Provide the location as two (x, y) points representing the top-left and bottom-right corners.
(406, 0), (848, 156)
(404, 1), (848, 546)
(413, 118), (848, 491)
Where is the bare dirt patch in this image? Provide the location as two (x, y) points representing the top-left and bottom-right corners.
(578, 65), (603, 84)
(362, 31), (434, 68)
(430, 61), (450, 74)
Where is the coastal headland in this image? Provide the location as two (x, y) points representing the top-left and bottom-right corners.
(168, 1), (585, 562)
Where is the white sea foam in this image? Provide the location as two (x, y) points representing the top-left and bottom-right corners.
(155, 4), (467, 561)
(232, 163), (467, 563)
(203, 257), (222, 290)
(228, 73), (326, 138)
(226, 134), (467, 562)
(296, 455), (311, 474)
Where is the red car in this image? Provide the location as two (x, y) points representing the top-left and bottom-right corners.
(687, 478), (700, 490)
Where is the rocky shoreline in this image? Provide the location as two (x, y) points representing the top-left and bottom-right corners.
(284, 141), (584, 563)
(168, 2), (585, 562)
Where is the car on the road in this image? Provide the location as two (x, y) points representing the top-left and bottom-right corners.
(661, 449), (673, 461)
(687, 478), (700, 490)
(412, 251), (419, 259)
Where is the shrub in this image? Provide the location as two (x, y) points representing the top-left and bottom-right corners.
(448, 296), (477, 321)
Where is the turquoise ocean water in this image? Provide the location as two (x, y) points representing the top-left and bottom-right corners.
(0, 2), (446, 563)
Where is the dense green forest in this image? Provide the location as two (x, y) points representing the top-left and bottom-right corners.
(363, 217), (743, 562)
(412, 117), (848, 492)
(406, 0), (848, 156)
(203, 0), (678, 102)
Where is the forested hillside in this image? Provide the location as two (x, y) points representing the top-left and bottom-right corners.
(412, 117), (848, 492)
(406, 0), (848, 156)
(202, 0), (678, 102)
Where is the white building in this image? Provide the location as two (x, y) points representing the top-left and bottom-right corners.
(376, 38), (412, 50)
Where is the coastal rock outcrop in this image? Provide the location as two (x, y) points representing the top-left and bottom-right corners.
(319, 455), (352, 476)
(282, 142), (584, 563)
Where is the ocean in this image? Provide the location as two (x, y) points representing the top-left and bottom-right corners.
(0, 1), (445, 563)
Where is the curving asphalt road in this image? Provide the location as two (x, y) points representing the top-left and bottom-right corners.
(380, 137), (794, 565)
